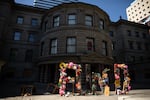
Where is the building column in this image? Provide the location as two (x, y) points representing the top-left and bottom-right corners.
(39, 65), (42, 82)
(54, 64), (59, 84)
(44, 64), (48, 83)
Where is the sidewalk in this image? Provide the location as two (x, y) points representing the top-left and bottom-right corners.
(0, 89), (150, 100)
(0, 94), (118, 100)
(118, 89), (150, 100)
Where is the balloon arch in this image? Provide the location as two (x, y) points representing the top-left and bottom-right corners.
(58, 62), (131, 96)
(114, 64), (131, 95)
(58, 62), (82, 96)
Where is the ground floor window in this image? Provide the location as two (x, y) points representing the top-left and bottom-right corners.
(39, 64), (57, 83)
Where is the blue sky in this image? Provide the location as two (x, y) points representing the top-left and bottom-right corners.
(15, 0), (134, 22)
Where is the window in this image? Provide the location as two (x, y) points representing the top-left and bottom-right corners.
(130, 56), (135, 62)
(127, 30), (131, 36)
(50, 39), (57, 54)
(113, 56), (117, 62)
(99, 19), (104, 30)
(5, 68), (15, 78)
(9, 48), (18, 61)
(85, 15), (92, 26)
(140, 56), (143, 62)
(86, 38), (95, 51)
(28, 33), (35, 42)
(112, 41), (115, 50)
(144, 73), (150, 79)
(67, 37), (76, 53)
(102, 41), (108, 56)
(135, 31), (139, 37)
(145, 43), (149, 50)
(31, 18), (38, 26)
(17, 16), (23, 24)
(68, 14), (76, 25)
(14, 32), (21, 40)
(109, 31), (114, 37)
(144, 68), (150, 77)
(40, 42), (44, 56)
(53, 16), (60, 27)
(23, 68), (32, 78)
(136, 42), (141, 50)
(128, 41), (134, 49)
(142, 33), (146, 38)
(39, 66), (53, 83)
(25, 49), (33, 62)
(44, 21), (48, 32)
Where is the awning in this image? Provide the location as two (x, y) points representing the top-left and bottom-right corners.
(80, 52), (114, 65)
(37, 53), (114, 65)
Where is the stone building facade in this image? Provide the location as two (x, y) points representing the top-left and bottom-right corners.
(0, 0), (114, 88)
(0, 0), (150, 96)
(109, 19), (150, 84)
(38, 2), (114, 85)
(0, 0), (46, 82)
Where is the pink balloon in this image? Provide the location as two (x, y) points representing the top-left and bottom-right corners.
(128, 85), (131, 90)
(124, 65), (128, 69)
(59, 89), (65, 96)
(115, 74), (120, 79)
(62, 84), (66, 89)
(69, 62), (74, 67)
